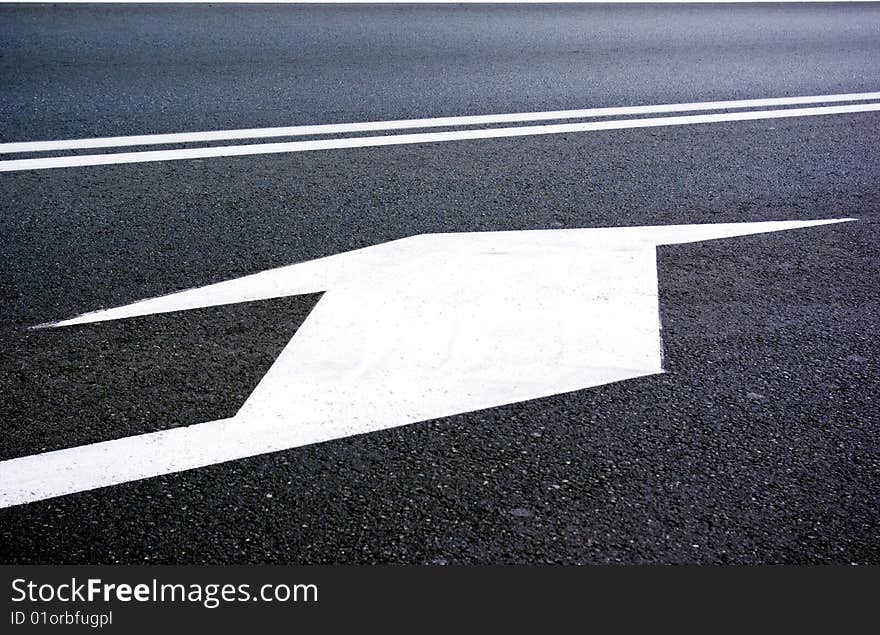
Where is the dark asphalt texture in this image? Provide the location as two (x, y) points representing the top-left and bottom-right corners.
(1, 4), (879, 564)
(3, 3), (880, 140)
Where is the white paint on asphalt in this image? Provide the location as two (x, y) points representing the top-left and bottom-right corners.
(11, 1), (880, 5)
(2, 102), (879, 172)
(0, 219), (853, 507)
(3, 92), (879, 154)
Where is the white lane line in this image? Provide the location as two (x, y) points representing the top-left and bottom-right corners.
(11, 1), (880, 4)
(2, 102), (879, 173)
(3, 92), (880, 154)
(0, 219), (853, 507)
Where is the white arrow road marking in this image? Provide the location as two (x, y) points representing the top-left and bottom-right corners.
(0, 219), (853, 507)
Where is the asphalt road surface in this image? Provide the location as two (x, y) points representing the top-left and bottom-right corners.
(1, 3), (878, 564)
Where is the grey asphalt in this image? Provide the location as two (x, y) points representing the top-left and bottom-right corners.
(1, 4), (878, 564)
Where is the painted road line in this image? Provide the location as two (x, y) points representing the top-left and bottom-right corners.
(11, 1), (880, 4)
(3, 91), (880, 154)
(2, 102), (880, 172)
(0, 219), (854, 507)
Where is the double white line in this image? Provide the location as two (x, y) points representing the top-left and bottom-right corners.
(2, 91), (880, 172)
